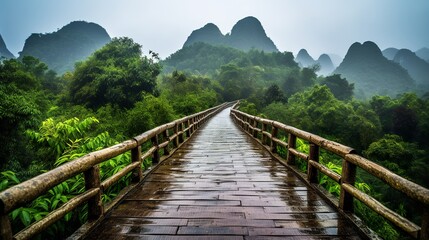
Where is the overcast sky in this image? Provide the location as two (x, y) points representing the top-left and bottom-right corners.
(1, 0), (428, 60)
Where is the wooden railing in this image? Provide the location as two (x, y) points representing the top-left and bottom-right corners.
(0, 102), (232, 240)
(230, 102), (429, 240)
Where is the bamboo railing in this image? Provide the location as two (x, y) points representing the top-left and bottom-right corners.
(230, 102), (429, 240)
(0, 102), (232, 240)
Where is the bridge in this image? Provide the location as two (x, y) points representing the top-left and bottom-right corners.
(1, 102), (428, 239)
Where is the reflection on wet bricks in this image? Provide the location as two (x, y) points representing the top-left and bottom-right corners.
(85, 108), (362, 239)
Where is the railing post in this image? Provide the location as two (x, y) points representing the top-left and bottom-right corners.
(131, 145), (143, 182)
(163, 129), (170, 155)
(186, 119), (191, 137)
(192, 117), (197, 132)
(174, 123), (179, 148)
(84, 165), (103, 220)
(308, 144), (319, 183)
(178, 122), (184, 143)
(151, 134), (160, 164)
(252, 119), (258, 138)
(339, 160), (357, 212)
(287, 134), (296, 165)
(0, 214), (13, 240)
(422, 206), (429, 240)
(261, 123), (267, 144)
(241, 115), (247, 132)
(270, 125), (278, 153)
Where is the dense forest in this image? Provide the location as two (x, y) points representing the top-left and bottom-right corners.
(1, 33), (429, 239)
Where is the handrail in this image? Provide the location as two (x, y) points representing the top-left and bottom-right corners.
(0, 102), (233, 240)
(230, 102), (429, 240)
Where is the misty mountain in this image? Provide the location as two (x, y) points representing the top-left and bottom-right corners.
(164, 42), (243, 74)
(393, 49), (429, 92)
(19, 21), (111, 74)
(416, 47), (429, 63)
(334, 41), (414, 99)
(0, 34), (15, 59)
(328, 54), (343, 68)
(163, 41), (298, 75)
(295, 49), (315, 68)
(317, 54), (335, 76)
(382, 47), (398, 60)
(183, 16), (278, 52)
(184, 23), (224, 47)
(295, 49), (334, 75)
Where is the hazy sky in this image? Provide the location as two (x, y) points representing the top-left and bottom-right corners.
(1, 0), (428, 60)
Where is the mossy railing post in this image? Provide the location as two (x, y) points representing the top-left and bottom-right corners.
(308, 144), (319, 183)
(84, 165), (103, 220)
(287, 133), (296, 165)
(0, 213), (12, 240)
(151, 135), (160, 164)
(339, 160), (357, 212)
(131, 145), (143, 182)
(270, 125), (278, 153)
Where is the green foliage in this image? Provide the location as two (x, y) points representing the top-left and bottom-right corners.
(370, 93), (429, 144)
(364, 134), (427, 186)
(262, 85), (381, 151)
(237, 100), (258, 116)
(0, 57), (56, 171)
(264, 84), (286, 105)
(0, 171), (20, 191)
(69, 37), (161, 109)
(26, 117), (100, 164)
(216, 63), (256, 101)
(320, 74), (354, 100)
(281, 67), (318, 97)
(163, 42), (243, 75)
(126, 95), (176, 137)
(160, 71), (220, 115)
(1, 115), (145, 238)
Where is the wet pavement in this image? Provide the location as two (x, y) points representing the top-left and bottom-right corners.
(85, 108), (362, 239)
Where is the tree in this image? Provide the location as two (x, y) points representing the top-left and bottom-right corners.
(264, 84), (286, 105)
(69, 37), (161, 109)
(0, 58), (47, 170)
(321, 74), (354, 100)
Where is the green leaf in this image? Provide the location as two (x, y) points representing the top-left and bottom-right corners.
(11, 208), (21, 220)
(20, 209), (32, 226)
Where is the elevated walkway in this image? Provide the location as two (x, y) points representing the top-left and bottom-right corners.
(84, 108), (362, 239)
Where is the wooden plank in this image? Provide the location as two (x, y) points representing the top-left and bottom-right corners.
(187, 219), (275, 227)
(248, 226), (357, 236)
(177, 226), (247, 235)
(82, 108), (364, 239)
